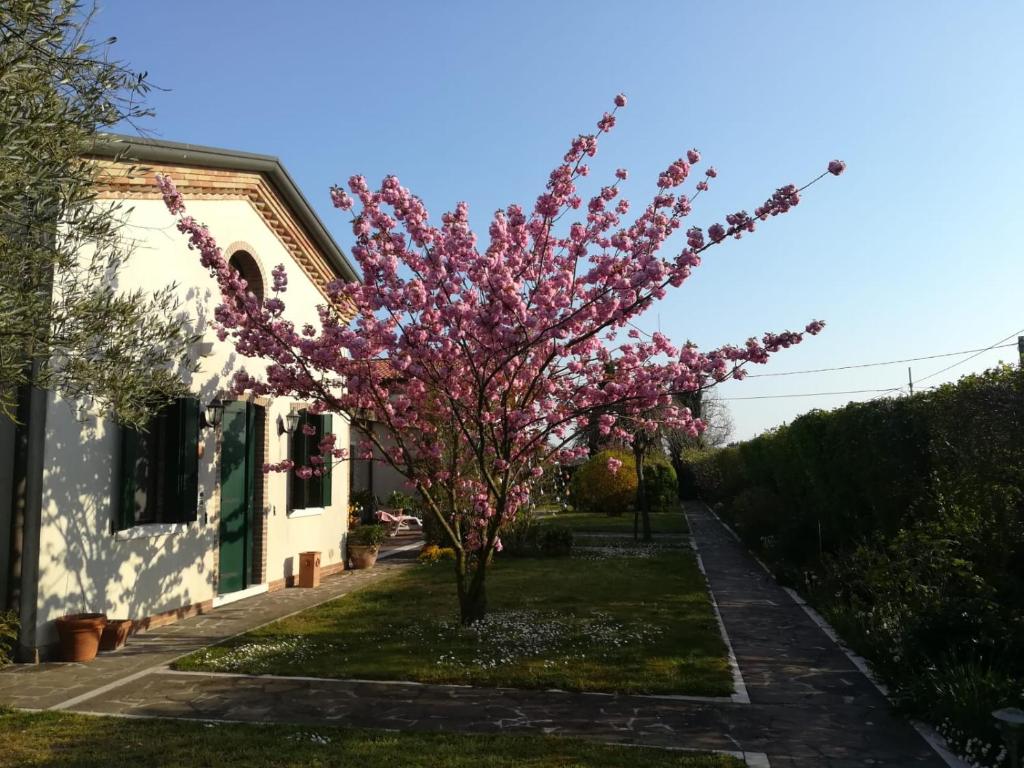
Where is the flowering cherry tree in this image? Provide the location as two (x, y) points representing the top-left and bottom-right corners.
(157, 95), (844, 624)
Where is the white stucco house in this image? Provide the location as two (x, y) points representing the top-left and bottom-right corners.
(0, 136), (361, 660)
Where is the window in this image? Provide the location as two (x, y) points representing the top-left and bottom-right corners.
(289, 411), (333, 511)
(228, 250), (264, 301)
(117, 397), (201, 530)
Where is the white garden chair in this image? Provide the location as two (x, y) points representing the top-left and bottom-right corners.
(376, 508), (423, 536)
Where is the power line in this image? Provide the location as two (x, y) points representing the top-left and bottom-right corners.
(744, 342), (1017, 378)
(913, 329), (1023, 385)
(723, 330), (1021, 402)
(722, 387), (899, 401)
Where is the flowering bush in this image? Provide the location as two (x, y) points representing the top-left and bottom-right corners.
(418, 544), (456, 564)
(570, 449), (637, 515)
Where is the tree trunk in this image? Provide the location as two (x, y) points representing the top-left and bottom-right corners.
(459, 575), (487, 625)
(455, 550), (488, 625)
(633, 444), (652, 542)
(668, 446), (686, 500)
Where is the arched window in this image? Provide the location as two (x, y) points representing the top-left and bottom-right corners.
(228, 250), (264, 301)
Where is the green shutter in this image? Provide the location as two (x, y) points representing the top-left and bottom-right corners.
(289, 410), (309, 510)
(245, 403), (258, 584)
(160, 402), (180, 522)
(177, 397), (200, 522)
(306, 412), (322, 508)
(117, 426), (140, 531)
(321, 414), (333, 507)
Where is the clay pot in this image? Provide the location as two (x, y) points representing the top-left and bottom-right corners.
(56, 613), (107, 662)
(99, 619), (133, 652)
(348, 544), (379, 569)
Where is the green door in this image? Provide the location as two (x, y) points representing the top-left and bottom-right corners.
(219, 401), (258, 594)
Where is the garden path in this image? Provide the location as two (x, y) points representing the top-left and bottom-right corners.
(0, 547), (417, 710)
(0, 508), (953, 767)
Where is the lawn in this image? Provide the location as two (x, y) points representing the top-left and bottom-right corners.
(176, 541), (731, 696)
(0, 709), (743, 768)
(543, 509), (690, 534)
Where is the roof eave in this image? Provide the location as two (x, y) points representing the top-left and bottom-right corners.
(89, 134), (361, 284)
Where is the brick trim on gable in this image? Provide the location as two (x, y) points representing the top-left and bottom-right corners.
(91, 159), (353, 316)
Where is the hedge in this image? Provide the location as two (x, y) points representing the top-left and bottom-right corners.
(687, 365), (1023, 766)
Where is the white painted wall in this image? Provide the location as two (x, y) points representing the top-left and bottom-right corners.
(33, 195), (351, 648)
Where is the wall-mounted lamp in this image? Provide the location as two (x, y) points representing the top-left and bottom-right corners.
(201, 399), (224, 430)
(279, 411), (300, 436)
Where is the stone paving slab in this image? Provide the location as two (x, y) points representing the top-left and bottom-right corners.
(0, 556), (414, 710)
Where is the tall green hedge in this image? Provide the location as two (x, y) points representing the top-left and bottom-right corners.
(687, 365), (1023, 766)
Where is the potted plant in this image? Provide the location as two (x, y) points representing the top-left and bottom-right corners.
(348, 524), (387, 569)
(99, 619), (133, 652)
(55, 613), (107, 662)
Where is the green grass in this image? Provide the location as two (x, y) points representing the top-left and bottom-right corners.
(544, 509), (690, 534)
(0, 709), (743, 768)
(176, 544), (730, 696)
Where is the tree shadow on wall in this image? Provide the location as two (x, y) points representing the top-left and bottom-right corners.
(34, 286), (238, 650)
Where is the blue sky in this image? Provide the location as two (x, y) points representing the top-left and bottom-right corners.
(92, 1), (1023, 439)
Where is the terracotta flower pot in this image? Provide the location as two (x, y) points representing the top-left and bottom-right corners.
(348, 544), (379, 569)
(99, 619), (133, 652)
(56, 613), (107, 662)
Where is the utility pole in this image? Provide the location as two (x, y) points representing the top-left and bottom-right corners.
(907, 367), (914, 396)
(1018, 336), (1023, 368)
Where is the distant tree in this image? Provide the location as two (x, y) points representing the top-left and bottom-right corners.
(0, 0), (195, 427)
(665, 390), (733, 499)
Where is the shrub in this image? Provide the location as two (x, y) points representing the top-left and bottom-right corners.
(350, 489), (378, 524)
(0, 610), (17, 667)
(570, 449), (637, 515)
(348, 524), (387, 548)
(641, 456), (677, 512)
(501, 518), (573, 557)
(538, 524), (573, 556)
(386, 490), (417, 511)
(500, 517), (540, 556)
(421, 508), (449, 546)
(726, 485), (784, 550)
(418, 544), (456, 564)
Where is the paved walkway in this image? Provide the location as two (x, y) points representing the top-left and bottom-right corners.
(0, 551), (415, 710)
(0, 510), (949, 767)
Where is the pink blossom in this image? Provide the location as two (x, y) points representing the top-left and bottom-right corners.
(607, 457), (623, 475)
(614, 93), (627, 107)
(155, 174), (185, 215)
(828, 160), (846, 176)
